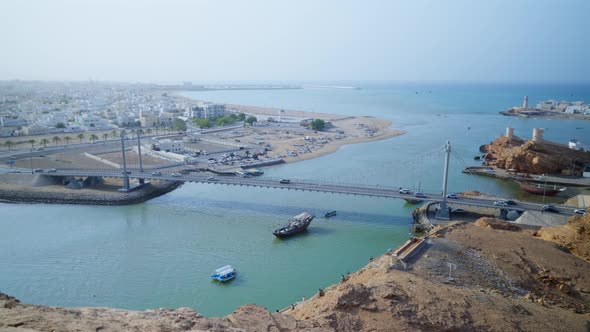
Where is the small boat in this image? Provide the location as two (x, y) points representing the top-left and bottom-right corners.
(211, 265), (237, 282)
(324, 211), (337, 218)
(518, 181), (567, 196)
(273, 212), (315, 238)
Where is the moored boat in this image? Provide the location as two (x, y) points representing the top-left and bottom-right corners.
(273, 212), (315, 238)
(518, 181), (567, 196)
(324, 211), (336, 218)
(211, 265), (237, 282)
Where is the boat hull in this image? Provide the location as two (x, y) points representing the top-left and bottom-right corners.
(518, 182), (566, 196)
(273, 213), (315, 238)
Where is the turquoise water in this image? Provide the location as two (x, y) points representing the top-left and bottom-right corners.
(1, 82), (589, 316)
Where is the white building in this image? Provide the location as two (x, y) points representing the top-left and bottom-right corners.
(569, 139), (587, 151)
(0, 116), (29, 127)
(156, 139), (184, 152)
(564, 105), (583, 114)
(75, 114), (110, 129)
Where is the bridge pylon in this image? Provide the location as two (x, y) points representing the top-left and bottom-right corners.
(435, 140), (451, 220)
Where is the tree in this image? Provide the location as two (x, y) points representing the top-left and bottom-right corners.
(56, 122), (65, 129)
(192, 118), (211, 129)
(52, 136), (61, 145)
(41, 138), (50, 147)
(77, 133), (85, 143)
(90, 134), (98, 143)
(28, 139), (36, 148)
(102, 133), (109, 141)
(146, 128), (153, 135)
(238, 112), (246, 121)
(245, 116), (257, 125)
(173, 118), (187, 131)
(111, 130), (117, 140)
(4, 140), (14, 151)
(310, 119), (326, 131)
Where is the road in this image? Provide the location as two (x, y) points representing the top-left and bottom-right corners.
(6, 167), (579, 216)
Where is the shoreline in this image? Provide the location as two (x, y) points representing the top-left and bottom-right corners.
(173, 91), (406, 164)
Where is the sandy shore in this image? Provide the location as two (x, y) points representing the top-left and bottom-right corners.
(175, 93), (405, 163)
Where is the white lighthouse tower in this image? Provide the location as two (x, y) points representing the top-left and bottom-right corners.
(523, 96), (529, 108)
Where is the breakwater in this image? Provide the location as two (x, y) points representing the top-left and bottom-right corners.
(0, 180), (183, 205)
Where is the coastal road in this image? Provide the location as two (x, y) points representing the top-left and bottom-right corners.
(16, 168), (582, 216)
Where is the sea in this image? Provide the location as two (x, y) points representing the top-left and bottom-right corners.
(1, 81), (589, 316)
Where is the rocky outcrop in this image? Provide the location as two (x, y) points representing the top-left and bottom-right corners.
(482, 136), (590, 176)
(0, 293), (324, 332)
(536, 212), (590, 263)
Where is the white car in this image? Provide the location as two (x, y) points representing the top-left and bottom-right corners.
(9, 169), (22, 173)
(171, 173), (182, 177)
(207, 177), (219, 181)
(574, 208), (587, 215)
(493, 201), (509, 207)
(46, 168), (57, 173)
(151, 171), (162, 176)
(398, 188), (411, 194)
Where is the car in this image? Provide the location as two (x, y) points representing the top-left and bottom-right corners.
(398, 188), (411, 194)
(46, 168), (57, 173)
(504, 200), (517, 206)
(414, 192), (427, 198)
(279, 179), (291, 184)
(574, 208), (587, 215)
(121, 170), (131, 175)
(446, 193), (459, 199)
(151, 171), (162, 176)
(9, 169), (21, 173)
(483, 168), (495, 173)
(171, 173), (182, 177)
(33, 168), (43, 173)
(207, 177), (219, 181)
(34, 147), (44, 151)
(493, 200), (508, 207)
(542, 205), (559, 213)
(451, 208), (465, 213)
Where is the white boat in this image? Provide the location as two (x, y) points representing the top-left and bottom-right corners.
(211, 265), (237, 282)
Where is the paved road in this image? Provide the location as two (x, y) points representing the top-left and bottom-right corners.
(8, 167), (579, 216)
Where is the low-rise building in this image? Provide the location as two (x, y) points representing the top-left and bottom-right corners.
(155, 139), (184, 153)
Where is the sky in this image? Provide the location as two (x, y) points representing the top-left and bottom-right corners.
(0, 0), (588, 83)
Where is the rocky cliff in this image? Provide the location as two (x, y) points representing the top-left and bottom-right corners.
(482, 135), (590, 176)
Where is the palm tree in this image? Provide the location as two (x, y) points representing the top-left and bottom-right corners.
(64, 136), (71, 145)
(28, 139), (36, 148)
(90, 134), (98, 143)
(52, 136), (61, 145)
(4, 140), (14, 151)
(102, 133), (108, 141)
(111, 130), (118, 140)
(77, 133), (85, 143)
(146, 128), (153, 135)
(40, 138), (50, 147)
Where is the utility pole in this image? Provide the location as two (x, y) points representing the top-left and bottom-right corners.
(136, 129), (144, 185)
(120, 130), (130, 191)
(436, 140), (451, 220)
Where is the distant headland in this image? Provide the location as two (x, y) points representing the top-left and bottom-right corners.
(500, 96), (590, 120)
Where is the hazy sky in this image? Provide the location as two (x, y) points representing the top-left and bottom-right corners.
(0, 0), (588, 82)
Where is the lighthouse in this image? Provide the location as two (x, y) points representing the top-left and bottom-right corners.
(523, 96), (529, 108)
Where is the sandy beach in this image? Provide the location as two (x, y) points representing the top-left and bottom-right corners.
(176, 93), (405, 163)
